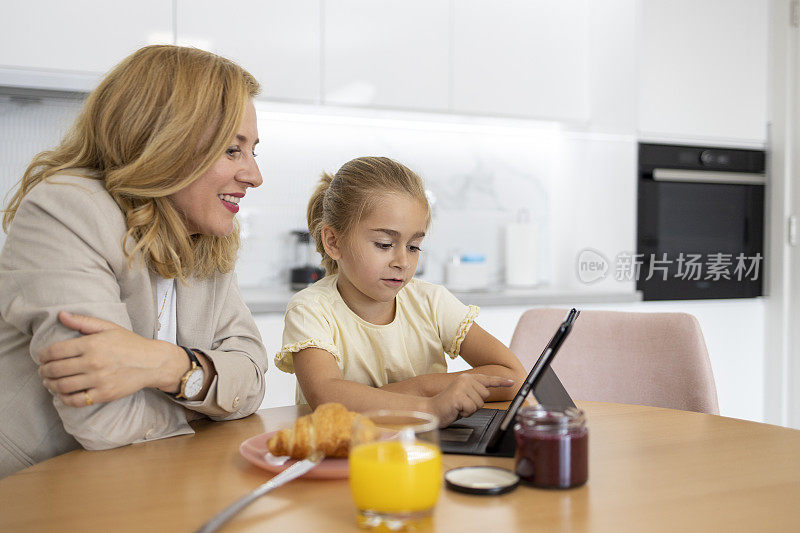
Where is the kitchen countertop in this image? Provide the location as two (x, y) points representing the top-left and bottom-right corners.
(241, 285), (642, 314)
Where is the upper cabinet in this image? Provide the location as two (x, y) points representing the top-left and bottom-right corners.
(322, 0), (450, 111)
(637, 0), (768, 144)
(451, 0), (590, 122)
(0, 0), (172, 91)
(0, 0), (769, 143)
(586, 0), (638, 133)
(176, 0), (321, 103)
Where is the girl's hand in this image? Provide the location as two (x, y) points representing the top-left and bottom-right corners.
(427, 373), (514, 427)
(457, 323), (529, 402)
(38, 311), (188, 407)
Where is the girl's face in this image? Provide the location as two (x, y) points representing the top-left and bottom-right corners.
(332, 194), (428, 309)
(169, 100), (262, 236)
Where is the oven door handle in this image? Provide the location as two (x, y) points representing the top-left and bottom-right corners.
(653, 168), (765, 185)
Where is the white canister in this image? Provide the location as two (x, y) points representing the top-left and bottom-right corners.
(504, 222), (539, 287)
(446, 255), (489, 291)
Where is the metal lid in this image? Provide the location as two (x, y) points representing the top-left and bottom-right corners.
(444, 466), (520, 496)
(516, 405), (585, 430)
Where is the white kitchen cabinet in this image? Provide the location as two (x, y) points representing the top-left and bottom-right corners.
(587, 0), (638, 133)
(0, 1), (172, 92)
(253, 313), (297, 409)
(323, 0), (450, 111)
(451, 0), (590, 122)
(176, 0), (320, 103)
(638, 0), (768, 144)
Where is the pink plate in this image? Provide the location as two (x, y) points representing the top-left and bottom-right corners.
(239, 430), (349, 480)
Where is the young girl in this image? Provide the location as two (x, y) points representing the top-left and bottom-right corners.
(275, 156), (528, 427)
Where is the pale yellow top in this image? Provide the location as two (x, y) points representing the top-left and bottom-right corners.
(275, 274), (479, 403)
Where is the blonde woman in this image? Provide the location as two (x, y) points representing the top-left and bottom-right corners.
(0, 45), (267, 478)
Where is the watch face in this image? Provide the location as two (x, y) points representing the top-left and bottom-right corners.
(184, 368), (205, 399)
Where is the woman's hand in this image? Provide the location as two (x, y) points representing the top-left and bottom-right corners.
(38, 311), (189, 407)
(426, 373), (514, 427)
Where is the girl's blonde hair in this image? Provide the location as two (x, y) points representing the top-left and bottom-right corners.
(307, 156), (430, 274)
(2, 45), (260, 280)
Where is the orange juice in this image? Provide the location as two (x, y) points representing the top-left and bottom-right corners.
(349, 440), (442, 513)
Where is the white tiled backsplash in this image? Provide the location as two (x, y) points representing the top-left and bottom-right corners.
(0, 95), (637, 294)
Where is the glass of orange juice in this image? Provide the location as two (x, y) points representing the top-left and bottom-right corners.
(349, 410), (442, 530)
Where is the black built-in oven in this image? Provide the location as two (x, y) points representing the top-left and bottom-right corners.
(636, 143), (765, 300)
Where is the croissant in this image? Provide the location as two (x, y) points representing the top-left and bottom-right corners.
(267, 403), (375, 459)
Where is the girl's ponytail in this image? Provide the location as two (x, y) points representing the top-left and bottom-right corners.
(307, 171), (336, 273)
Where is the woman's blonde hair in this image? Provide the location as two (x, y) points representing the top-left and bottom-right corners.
(2, 45), (260, 279)
(308, 156), (430, 274)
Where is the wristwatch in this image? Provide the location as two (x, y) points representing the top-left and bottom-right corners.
(171, 346), (205, 400)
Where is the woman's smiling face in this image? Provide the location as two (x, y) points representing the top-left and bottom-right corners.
(169, 100), (262, 236)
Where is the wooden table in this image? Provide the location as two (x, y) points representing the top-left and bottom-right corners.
(1, 402), (799, 532)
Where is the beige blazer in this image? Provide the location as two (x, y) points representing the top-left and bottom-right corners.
(0, 174), (268, 478)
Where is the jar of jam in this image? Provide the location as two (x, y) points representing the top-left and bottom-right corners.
(513, 405), (588, 489)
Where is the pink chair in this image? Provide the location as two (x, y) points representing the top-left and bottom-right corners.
(509, 308), (719, 414)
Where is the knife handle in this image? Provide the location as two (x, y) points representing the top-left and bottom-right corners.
(196, 453), (323, 533)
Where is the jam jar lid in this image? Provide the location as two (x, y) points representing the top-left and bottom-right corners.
(515, 404), (585, 430)
(445, 466), (520, 496)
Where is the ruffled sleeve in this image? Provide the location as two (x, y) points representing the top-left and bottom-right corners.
(448, 304), (479, 357)
(274, 303), (341, 373)
(428, 284), (480, 358)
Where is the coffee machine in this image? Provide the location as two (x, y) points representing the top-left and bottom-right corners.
(290, 230), (326, 290)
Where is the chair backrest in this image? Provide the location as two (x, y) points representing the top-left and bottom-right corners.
(509, 308), (719, 414)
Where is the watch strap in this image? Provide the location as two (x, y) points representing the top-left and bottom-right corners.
(180, 346), (201, 367)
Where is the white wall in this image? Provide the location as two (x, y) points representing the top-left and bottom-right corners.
(0, 95), (768, 424)
(239, 102), (637, 294)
